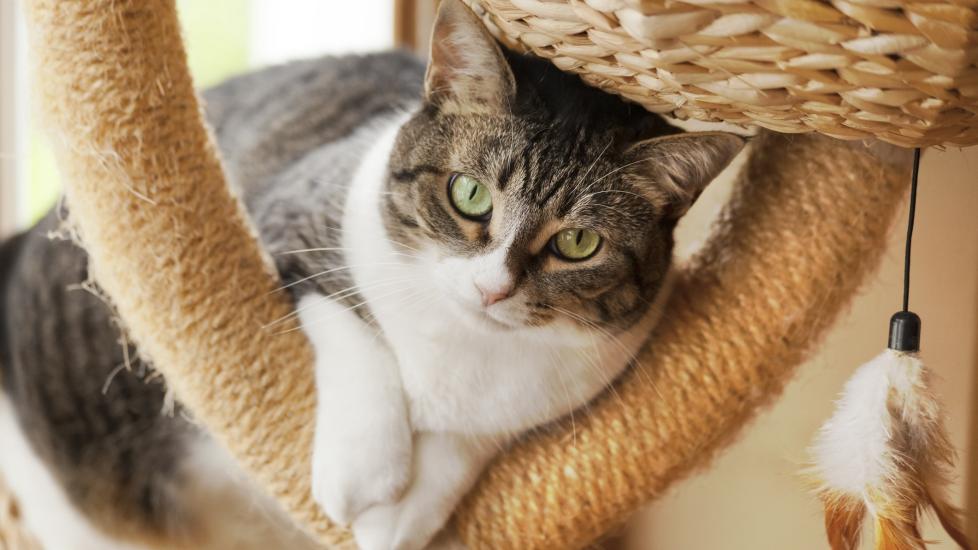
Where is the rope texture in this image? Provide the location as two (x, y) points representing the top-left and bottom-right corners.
(16, 1), (910, 549)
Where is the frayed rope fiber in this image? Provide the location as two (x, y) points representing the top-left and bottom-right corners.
(21, 1), (911, 549)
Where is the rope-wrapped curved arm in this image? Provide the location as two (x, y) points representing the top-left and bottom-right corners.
(22, 1), (910, 549)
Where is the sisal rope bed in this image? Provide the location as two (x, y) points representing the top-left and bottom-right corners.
(6, 0), (972, 549)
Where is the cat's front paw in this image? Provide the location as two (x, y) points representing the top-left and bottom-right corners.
(311, 414), (412, 526)
(353, 507), (466, 550)
(351, 504), (399, 550)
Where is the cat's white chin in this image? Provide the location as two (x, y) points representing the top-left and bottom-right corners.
(464, 308), (520, 332)
(444, 298), (523, 332)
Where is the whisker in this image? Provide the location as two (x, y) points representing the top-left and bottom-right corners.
(318, 225), (422, 253)
(548, 304), (662, 400)
(587, 156), (657, 190)
(363, 281), (437, 327)
(268, 262), (407, 294)
(541, 339), (578, 449)
(579, 139), (614, 187)
(262, 276), (422, 329)
(276, 247), (420, 261)
(367, 287), (434, 327)
(360, 287), (433, 342)
(547, 305), (644, 371)
(275, 284), (418, 335)
(568, 312), (629, 413)
(275, 247), (350, 256)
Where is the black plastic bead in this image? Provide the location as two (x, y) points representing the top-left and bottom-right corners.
(888, 310), (921, 352)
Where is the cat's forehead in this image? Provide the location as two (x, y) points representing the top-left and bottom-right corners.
(394, 111), (667, 239)
(461, 121), (653, 218)
(453, 117), (631, 193)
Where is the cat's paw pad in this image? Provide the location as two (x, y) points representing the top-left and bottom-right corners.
(311, 422), (411, 525)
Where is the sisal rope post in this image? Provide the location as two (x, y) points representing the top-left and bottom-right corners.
(22, 1), (912, 549)
(23, 0), (351, 547)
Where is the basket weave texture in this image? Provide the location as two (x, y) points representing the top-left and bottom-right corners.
(463, 0), (978, 148)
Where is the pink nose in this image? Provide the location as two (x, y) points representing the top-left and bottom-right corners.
(476, 283), (513, 307)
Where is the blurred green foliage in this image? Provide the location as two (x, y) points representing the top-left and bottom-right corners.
(179, 0), (251, 87)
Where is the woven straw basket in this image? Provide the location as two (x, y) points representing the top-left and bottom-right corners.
(462, 0), (978, 148)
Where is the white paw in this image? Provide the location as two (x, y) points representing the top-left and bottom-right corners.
(311, 415), (412, 526)
(352, 503), (400, 550)
(352, 500), (455, 550)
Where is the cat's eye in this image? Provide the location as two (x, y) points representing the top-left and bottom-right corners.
(551, 228), (601, 261)
(448, 173), (492, 221)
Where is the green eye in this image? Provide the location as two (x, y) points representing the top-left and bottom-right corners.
(449, 174), (492, 220)
(552, 228), (602, 261)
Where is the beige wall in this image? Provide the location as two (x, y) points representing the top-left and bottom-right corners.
(628, 145), (978, 549)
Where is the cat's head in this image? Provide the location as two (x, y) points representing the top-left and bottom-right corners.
(384, 0), (743, 336)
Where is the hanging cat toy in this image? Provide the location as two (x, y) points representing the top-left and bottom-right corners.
(18, 0), (978, 548)
(811, 150), (971, 550)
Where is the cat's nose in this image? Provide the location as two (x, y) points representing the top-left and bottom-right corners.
(476, 282), (513, 307)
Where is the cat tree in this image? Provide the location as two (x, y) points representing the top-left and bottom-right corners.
(6, 0), (974, 549)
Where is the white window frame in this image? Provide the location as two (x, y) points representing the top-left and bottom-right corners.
(0, 1), (23, 236)
(1, 1), (27, 236)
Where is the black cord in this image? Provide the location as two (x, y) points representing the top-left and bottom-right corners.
(889, 148), (923, 352)
(902, 148), (921, 312)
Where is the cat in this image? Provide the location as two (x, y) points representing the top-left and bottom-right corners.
(0, 1), (743, 548)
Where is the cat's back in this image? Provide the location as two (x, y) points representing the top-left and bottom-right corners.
(204, 50), (425, 197)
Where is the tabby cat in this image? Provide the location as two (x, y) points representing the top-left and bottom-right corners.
(0, 1), (742, 548)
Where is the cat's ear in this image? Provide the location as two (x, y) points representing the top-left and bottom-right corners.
(627, 132), (745, 218)
(424, 0), (516, 112)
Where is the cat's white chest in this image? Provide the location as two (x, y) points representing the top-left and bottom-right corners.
(348, 255), (629, 434)
(383, 316), (598, 433)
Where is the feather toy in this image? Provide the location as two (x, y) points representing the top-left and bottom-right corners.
(810, 150), (971, 550)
